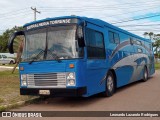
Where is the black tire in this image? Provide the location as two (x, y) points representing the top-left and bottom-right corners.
(142, 66), (148, 82)
(9, 60), (14, 64)
(102, 71), (115, 97)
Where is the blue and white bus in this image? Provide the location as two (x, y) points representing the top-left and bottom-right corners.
(8, 16), (155, 97)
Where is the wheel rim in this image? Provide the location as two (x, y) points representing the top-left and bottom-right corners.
(107, 75), (114, 92)
(144, 69), (147, 80)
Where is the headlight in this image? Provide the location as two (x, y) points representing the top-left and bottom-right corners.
(67, 73), (75, 79)
(67, 79), (75, 86)
(21, 74), (27, 81)
(21, 80), (27, 86)
(21, 74), (27, 86)
(66, 72), (76, 86)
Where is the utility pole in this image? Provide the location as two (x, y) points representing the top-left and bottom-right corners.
(31, 7), (41, 21)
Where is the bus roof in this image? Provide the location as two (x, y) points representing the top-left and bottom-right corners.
(24, 16), (151, 43)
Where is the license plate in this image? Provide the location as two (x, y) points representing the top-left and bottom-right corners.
(39, 90), (50, 95)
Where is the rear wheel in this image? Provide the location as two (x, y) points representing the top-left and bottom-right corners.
(9, 60), (14, 64)
(102, 71), (115, 97)
(142, 67), (148, 82)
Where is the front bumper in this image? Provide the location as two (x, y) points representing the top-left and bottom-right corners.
(20, 87), (87, 97)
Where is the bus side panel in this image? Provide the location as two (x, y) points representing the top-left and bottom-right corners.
(144, 41), (155, 76)
(115, 66), (134, 87)
(106, 28), (136, 87)
(84, 22), (107, 96)
(132, 40), (146, 81)
(78, 55), (107, 97)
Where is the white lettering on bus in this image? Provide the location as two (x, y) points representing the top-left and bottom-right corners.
(26, 19), (71, 30)
(50, 19), (71, 25)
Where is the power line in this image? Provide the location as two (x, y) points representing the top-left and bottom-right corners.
(39, 4), (160, 12)
(106, 6), (159, 18)
(112, 13), (160, 24)
(126, 29), (160, 31)
(118, 24), (160, 27)
(0, 12), (32, 20)
(38, 1), (160, 9)
(0, 8), (29, 17)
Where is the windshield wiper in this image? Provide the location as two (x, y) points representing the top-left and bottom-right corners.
(29, 49), (62, 64)
(47, 49), (62, 63)
(29, 49), (45, 64)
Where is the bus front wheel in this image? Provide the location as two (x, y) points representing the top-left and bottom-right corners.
(102, 71), (115, 97)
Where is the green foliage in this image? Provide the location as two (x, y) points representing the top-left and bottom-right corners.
(143, 32), (154, 39)
(0, 26), (23, 52)
(0, 106), (6, 111)
(144, 32), (160, 57)
(155, 63), (160, 70)
(153, 34), (160, 56)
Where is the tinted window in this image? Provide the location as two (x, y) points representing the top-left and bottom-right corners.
(109, 31), (120, 44)
(95, 32), (104, 48)
(109, 31), (114, 43)
(114, 33), (120, 44)
(138, 48), (143, 53)
(86, 29), (96, 47)
(136, 40), (142, 45)
(86, 28), (105, 59)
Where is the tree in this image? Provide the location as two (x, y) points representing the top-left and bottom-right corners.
(153, 34), (160, 56)
(143, 32), (154, 40)
(143, 32), (149, 38)
(144, 32), (160, 62)
(0, 26), (23, 53)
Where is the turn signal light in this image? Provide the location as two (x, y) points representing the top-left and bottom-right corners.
(69, 64), (74, 68)
(20, 67), (24, 71)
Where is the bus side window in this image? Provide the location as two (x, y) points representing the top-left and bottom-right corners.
(114, 33), (120, 44)
(136, 40), (142, 46)
(86, 28), (105, 59)
(109, 31), (114, 43)
(109, 31), (120, 44)
(138, 48), (143, 53)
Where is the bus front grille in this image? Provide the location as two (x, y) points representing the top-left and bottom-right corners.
(27, 73), (66, 88)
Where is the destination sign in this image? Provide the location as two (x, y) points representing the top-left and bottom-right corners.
(26, 18), (78, 30)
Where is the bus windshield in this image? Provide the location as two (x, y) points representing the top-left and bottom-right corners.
(23, 25), (83, 62)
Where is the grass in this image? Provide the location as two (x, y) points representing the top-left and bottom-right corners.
(0, 64), (16, 67)
(0, 98), (4, 103)
(0, 70), (36, 111)
(155, 62), (160, 70)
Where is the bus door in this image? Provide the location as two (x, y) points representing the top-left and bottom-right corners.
(85, 22), (107, 95)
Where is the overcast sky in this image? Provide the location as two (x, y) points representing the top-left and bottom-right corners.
(0, 0), (160, 37)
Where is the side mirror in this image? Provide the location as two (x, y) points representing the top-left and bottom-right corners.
(8, 31), (24, 54)
(77, 26), (85, 47)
